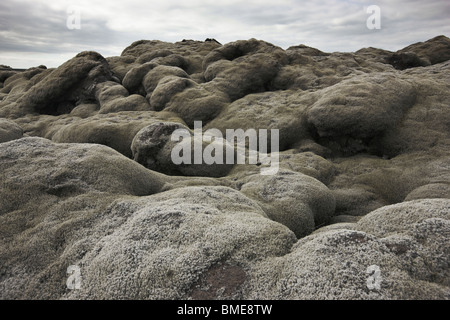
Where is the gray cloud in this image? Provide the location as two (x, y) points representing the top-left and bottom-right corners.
(0, 0), (448, 68)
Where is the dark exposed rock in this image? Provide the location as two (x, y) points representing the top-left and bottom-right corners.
(389, 35), (450, 68)
(387, 51), (429, 70)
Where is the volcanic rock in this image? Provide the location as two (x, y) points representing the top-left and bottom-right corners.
(1, 36), (449, 300)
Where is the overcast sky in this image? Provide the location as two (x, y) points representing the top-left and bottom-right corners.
(1, 0), (449, 68)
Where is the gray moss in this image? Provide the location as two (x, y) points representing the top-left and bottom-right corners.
(0, 36), (449, 299)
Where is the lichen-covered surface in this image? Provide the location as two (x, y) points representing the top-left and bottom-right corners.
(0, 36), (449, 299)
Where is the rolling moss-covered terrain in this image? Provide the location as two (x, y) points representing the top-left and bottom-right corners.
(0, 35), (449, 299)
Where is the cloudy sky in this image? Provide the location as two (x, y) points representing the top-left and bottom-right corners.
(1, 0), (449, 68)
